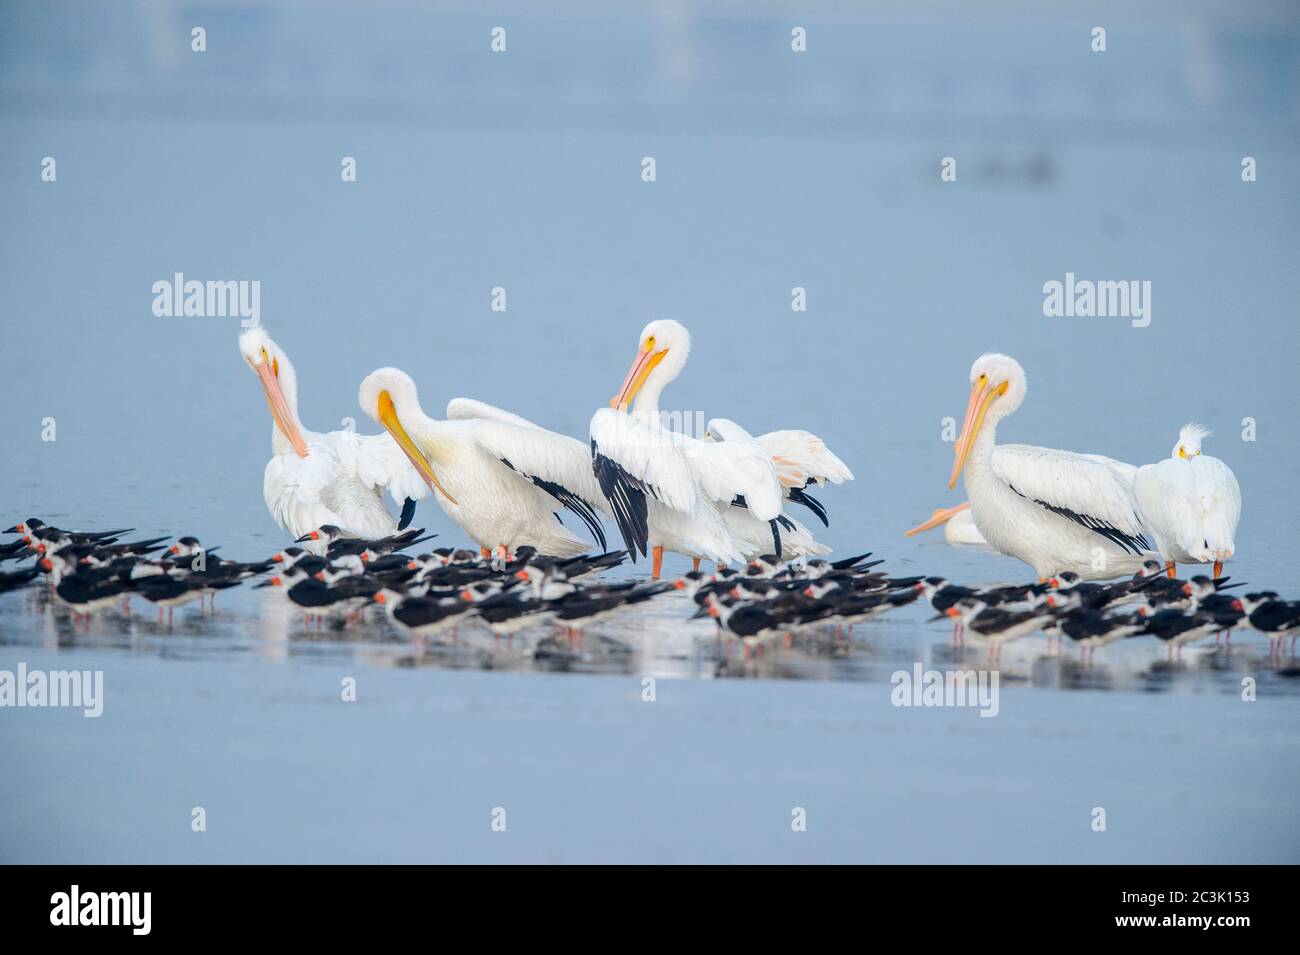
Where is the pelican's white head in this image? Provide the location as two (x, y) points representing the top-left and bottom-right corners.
(358, 366), (421, 424)
(609, 319), (692, 413)
(1173, 422), (1211, 460)
(358, 367), (457, 504)
(948, 353), (1027, 489)
(238, 327), (308, 458)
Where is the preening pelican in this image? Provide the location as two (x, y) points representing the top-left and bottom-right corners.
(947, 353), (1155, 580)
(1133, 424), (1240, 578)
(590, 320), (842, 578)
(358, 368), (610, 558)
(239, 328), (426, 541)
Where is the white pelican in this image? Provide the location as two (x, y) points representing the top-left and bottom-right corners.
(589, 320), (840, 578)
(947, 353), (1155, 580)
(239, 328), (427, 541)
(1133, 424), (1241, 579)
(358, 367), (610, 558)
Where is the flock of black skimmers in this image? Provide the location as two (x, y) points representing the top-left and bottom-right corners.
(3, 518), (1298, 664)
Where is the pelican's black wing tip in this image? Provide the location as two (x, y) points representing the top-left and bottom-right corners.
(398, 497), (418, 531)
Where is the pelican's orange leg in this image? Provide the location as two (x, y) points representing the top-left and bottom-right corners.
(651, 545), (663, 580)
(480, 547), (491, 560)
(1213, 560), (1224, 579)
(1165, 562), (1177, 579)
(692, 557), (701, 573)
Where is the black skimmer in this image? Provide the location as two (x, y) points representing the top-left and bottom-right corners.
(374, 588), (476, 641)
(134, 574), (233, 623)
(7, 519), (131, 542)
(295, 525), (433, 559)
(702, 592), (825, 657)
(0, 538), (35, 563)
(543, 581), (671, 640)
(1057, 607), (1145, 662)
(50, 571), (134, 620)
(1141, 605), (1239, 658)
(1246, 599), (1300, 658)
(942, 598), (1055, 659)
(459, 586), (550, 640)
(0, 565), (39, 592)
(258, 571), (380, 628)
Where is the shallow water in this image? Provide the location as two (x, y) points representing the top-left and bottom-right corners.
(3, 565), (1298, 695)
(2, 0), (1299, 862)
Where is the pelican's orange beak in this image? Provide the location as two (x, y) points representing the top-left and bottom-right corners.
(254, 354), (309, 458)
(375, 390), (459, 505)
(610, 338), (668, 411)
(949, 376), (1008, 490)
(905, 502), (971, 537)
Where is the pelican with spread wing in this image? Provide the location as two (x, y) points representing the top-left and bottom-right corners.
(589, 320), (846, 578)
